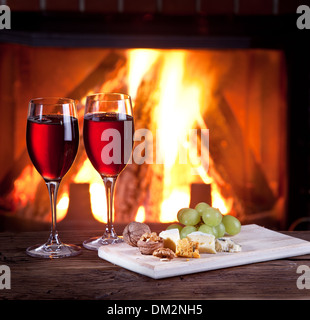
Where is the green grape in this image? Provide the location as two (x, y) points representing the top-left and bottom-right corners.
(198, 224), (217, 237)
(222, 215), (241, 236)
(201, 207), (222, 227)
(180, 225), (197, 239)
(195, 202), (211, 216)
(214, 222), (225, 238)
(177, 208), (184, 222)
(166, 223), (183, 232)
(177, 208), (201, 226)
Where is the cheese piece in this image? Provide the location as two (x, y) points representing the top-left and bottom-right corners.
(215, 237), (242, 253)
(159, 229), (180, 252)
(186, 231), (216, 254)
(176, 238), (200, 258)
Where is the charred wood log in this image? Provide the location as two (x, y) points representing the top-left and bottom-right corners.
(202, 92), (276, 216)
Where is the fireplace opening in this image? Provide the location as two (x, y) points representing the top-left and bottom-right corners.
(0, 7), (309, 232)
(0, 45), (287, 230)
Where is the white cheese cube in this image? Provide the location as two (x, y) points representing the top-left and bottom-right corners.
(186, 231), (216, 254)
(159, 228), (180, 252)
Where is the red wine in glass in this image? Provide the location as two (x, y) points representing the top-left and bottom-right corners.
(82, 93), (134, 250)
(83, 112), (134, 177)
(27, 114), (79, 181)
(26, 98), (81, 259)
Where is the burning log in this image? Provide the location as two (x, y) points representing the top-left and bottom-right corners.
(114, 58), (164, 222)
(202, 92), (276, 216)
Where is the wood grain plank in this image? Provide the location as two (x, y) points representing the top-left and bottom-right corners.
(1, 227), (310, 300)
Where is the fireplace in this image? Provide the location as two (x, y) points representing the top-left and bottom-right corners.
(0, 1), (309, 232)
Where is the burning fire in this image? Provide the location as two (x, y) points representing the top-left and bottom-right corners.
(11, 49), (233, 225)
(135, 206), (146, 223)
(127, 49), (160, 101)
(12, 165), (70, 222)
(73, 158), (108, 223)
(128, 49), (232, 221)
(13, 165), (41, 208)
(56, 190), (69, 222)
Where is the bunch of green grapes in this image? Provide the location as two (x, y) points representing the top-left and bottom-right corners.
(167, 202), (241, 239)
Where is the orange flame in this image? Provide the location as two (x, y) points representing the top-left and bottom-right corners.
(127, 49), (160, 101)
(13, 165), (41, 208)
(211, 184), (232, 215)
(13, 165), (71, 222)
(135, 206), (146, 223)
(56, 190), (69, 222)
(75, 49), (232, 223)
(73, 159), (107, 223)
(12, 49), (233, 224)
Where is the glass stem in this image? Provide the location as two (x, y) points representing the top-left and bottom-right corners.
(102, 176), (117, 239)
(46, 181), (61, 246)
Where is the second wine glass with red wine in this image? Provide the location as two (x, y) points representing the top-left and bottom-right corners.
(83, 93), (134, 250)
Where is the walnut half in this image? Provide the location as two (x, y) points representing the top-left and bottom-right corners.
(137, 232), (164, 255)
(153, 248), (176, 260)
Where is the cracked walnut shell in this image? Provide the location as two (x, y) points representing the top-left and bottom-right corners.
(137, 232), (164, 255)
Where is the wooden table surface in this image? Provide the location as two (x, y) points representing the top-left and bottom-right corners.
(1, 227), (310, 300)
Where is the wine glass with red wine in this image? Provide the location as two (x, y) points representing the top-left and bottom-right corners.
(26, 97), (81, 258)
(83, 93), (134, 250)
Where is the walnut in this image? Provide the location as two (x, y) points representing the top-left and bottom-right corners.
(122, 222), (151, 247)
(139, 232), (161, 242)
(137, 232), (164, 255)
(153, 248), (176, 260)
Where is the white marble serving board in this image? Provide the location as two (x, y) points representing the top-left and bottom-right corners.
(98, 224), (310, 279)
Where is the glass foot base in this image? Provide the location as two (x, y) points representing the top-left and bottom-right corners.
(26, 243), (82, 259)
(83, 235), (123, 251)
